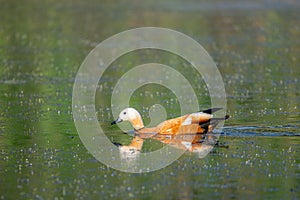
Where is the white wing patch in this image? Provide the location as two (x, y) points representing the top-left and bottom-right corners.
(181, 116), (192, 125)
(181, 112), (212, 125)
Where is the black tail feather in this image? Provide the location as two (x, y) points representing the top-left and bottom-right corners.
(199, 115), (230, 133)
(201, 108), (223, 114)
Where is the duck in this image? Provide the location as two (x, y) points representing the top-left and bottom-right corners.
(111, 107), (229, 153)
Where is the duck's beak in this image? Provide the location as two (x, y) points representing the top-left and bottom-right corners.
(111, 118), (123, 125)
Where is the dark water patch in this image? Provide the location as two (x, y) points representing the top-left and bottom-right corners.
(223, 125), (300, 137)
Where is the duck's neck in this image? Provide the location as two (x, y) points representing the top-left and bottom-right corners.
(131, 117), (144, 130)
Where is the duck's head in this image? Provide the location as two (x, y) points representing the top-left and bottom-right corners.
(111, 108), (145, 130)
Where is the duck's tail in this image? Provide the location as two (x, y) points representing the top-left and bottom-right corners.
(201, 108), (223, 114)
(199, 115), (230, 133)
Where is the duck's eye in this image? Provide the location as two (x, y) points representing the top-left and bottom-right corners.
(123, 112), (126, 115)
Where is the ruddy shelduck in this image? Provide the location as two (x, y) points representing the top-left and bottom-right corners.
(111, 108), (229, 153)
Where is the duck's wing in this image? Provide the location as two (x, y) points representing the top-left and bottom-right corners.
(156, 112), (213, 135)
(152, 113), (211, 145)
(181, 112), (212, 125)
(156, 115), (189, 135)
(154, 110), (229, 135)
(177, 112), (213, 134)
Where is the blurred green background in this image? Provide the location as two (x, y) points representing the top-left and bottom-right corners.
(0, 0), (299, 199)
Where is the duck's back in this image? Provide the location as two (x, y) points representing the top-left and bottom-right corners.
(156, 112), (212, 134)
(136, 112), (215, 142)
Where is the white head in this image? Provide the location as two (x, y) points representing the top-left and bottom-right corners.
(111, 108), (145, 130)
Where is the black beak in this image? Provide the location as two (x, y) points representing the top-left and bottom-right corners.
(111, 118), (123, 125)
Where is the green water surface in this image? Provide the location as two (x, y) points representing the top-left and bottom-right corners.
(0, 0), (299, 199)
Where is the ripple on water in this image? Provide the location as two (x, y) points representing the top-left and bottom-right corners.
(223, 125), (300, 137)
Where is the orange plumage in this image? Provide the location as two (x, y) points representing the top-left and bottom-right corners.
(111, 108), (229, 152)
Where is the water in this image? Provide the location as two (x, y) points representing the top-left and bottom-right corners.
(0, 0), (300, 199)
